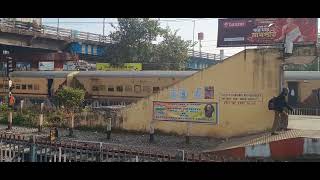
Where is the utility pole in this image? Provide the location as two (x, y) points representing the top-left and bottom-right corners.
(57, 18), (60, 37)
(103, 18), (105, 37)
(192, 20), (195, 55)
(5, 51), (14, 130)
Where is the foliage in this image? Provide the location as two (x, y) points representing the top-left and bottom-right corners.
(55, 87), (85, 112)
(0, 103), (9, 112)
(106, 18), (194, 70)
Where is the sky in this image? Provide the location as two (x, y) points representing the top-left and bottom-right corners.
(42, 18), (320, 57)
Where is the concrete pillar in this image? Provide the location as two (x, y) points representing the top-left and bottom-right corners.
(38, 114), (43, 132)
(149, 121), (155, 143)
(20, 100), (24, 114)
(107, 117), (111, 140)
(7, 111), (12, 130)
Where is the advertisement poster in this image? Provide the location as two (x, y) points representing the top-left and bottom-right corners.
(63, 61), (77, 71)
(16, 62), (31, 71)
(39, 62), (54, 71)
(96, 63), (142, 71)
(217, 18), (318, 47)
(205, 86), (214, 99)
(153, 101), (218, 123)
(220, 92), (263, 105)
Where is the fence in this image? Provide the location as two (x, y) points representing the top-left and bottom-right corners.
(0, 133), (244, 162)
(288, 108), (320, 116)
(0, 19), (113, 44)
(187, 50), (229, 61)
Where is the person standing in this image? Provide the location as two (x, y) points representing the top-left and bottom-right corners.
(271, 88), (293, 135)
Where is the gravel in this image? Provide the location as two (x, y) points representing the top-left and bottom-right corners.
(0, 124), (223, 154)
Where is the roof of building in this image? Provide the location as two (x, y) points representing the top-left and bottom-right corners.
(74, 71), (198, 78)
(285, 71), (320, 80)
(9, 71), (198, 78)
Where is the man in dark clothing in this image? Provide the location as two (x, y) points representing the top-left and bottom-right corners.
(271, 88), (293, 135)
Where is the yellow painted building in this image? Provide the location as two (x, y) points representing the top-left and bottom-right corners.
(120, 49), (282, 138)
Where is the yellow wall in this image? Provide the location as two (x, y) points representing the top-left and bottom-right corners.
(120, 49), (281, 138)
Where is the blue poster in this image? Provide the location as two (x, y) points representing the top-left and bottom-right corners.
(194, 88), (202, 99)
(169, 88), (177, 100)
(179, 89), (188, 100)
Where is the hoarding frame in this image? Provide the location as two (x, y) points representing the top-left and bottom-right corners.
(152, 101), (219, 124)
(217, 18), (318, 47)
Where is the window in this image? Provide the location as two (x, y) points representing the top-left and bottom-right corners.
(143, 86), (151, 93)
(22, 84), (26, 90)
(27, 84), (33, 90)
(116, 86), (123, 92)
(108, 86), (114, 92)
(134, 85), (141, 93)
(34, 84), (39, 90)
(125, 85), (132, 92)
(92, 86), (99, 91)
(153, 87), (160, 93)
(15, 84), (20, 90)
(99, 85), (106, 91)
(0, 84), (3, 89)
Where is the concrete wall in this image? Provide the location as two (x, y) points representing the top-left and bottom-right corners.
(120, 49), (281, 138)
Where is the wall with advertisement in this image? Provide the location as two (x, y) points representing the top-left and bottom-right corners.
(16, 62), (31, 71)
(96, 63), (142, 71)
(39, 62), (54, 71)
(120, 48), (281, 138)
(217, 18), (318, 47)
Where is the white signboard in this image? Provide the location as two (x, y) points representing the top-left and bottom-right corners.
(39, 62), (54, 71)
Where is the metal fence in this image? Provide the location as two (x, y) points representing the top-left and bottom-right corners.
(288, 108), (320, 116)
(0, 133), (244, 162)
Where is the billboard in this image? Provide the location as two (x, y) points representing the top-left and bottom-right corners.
(96, 63), (142, 71)
(16, 62), (31, 71)
(217, 18), (318, 47)
(153, 101), (218, 123)
(39, 61), (54, 71)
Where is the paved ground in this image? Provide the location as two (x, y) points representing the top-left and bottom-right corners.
(289, 115), (320, 131)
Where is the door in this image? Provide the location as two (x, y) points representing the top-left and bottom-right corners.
(288, 82), (298, 107)
(48, 79), (53, 97)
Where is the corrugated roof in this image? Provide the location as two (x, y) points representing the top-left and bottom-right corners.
(285, 71), (320, 80)
(10, 71), (72, 78)
(9, 71), (198, 78)
(75, 71), (198, 78)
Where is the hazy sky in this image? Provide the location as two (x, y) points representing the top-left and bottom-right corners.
(43, 18), (320, 57)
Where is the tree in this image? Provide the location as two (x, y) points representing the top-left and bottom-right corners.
(154, 28), (192, 70)
(55, 87), (85, 136)
(106, 18), (193, 70)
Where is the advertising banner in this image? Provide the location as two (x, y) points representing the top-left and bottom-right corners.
(96, 63), (142, 71)
(63, 61), (77, 71)
(153, 101), (218, 123)
(217, 18), (318, 47)
(16, 62), (31, 71)
(39, 61), (54, 71)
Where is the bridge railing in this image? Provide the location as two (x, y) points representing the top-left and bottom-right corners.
(288, 107), (320, 116)
(187, 50), (229, 60)
(0, 19), (113, 44)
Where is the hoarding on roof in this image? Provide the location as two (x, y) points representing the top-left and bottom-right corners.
(217, 18), (318, 47)
(39, 62), (54, 71)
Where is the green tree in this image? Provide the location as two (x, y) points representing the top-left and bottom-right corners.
(55, 87), (85, 136)
(106, 18), (193, 70)
(154, 28), (192, 70)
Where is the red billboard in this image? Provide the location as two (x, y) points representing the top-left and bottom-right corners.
(217, 18), (318, 47)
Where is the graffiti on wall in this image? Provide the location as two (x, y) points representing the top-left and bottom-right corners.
(220, 92), (263, 105)
(153, 101), (218, 123)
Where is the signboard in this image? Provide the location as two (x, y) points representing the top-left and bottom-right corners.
(153, 101), (218, 123)
(39, 62), (54, 71)
(63, 61), (77, 71)
(198, 32), (204, 40)
(217, 18), (318, 47)
(220, 92), (263, 105)
(96, 63), (142, 71)
(16, 62), (31, 71)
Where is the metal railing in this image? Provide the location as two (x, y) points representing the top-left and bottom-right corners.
(0, 133), (243, 162)
(288, 108), (320, 116)
(0, 19), (113, 44)
(188, 50), (229, 60)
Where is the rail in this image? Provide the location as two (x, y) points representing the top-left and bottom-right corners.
(288, 107), (320, 116)
(187, 50), (229, 60)
(0, 133), (250, 162)
(0, 19), (113, 44)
